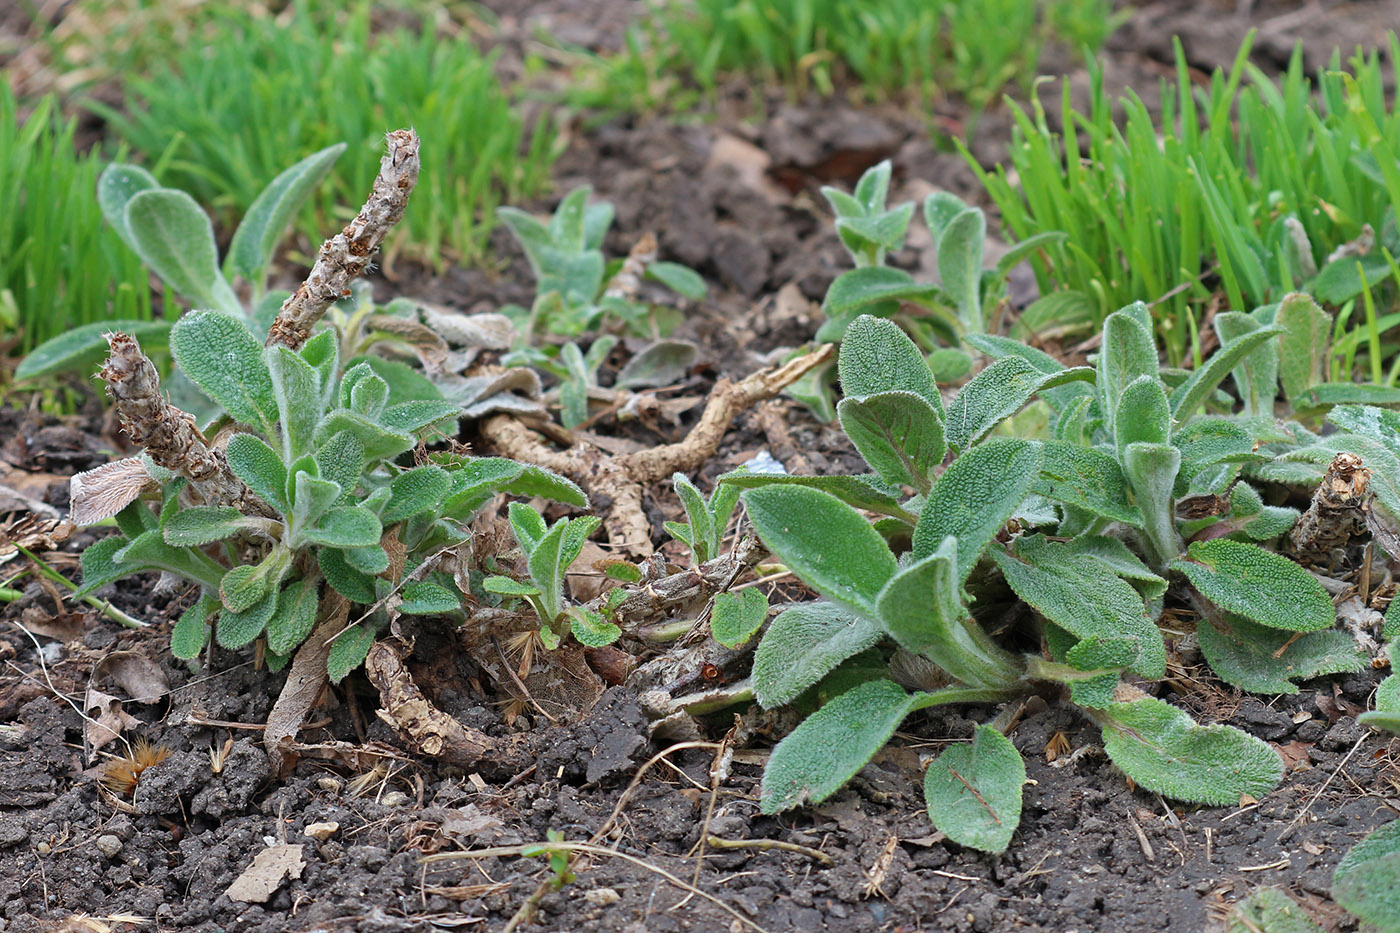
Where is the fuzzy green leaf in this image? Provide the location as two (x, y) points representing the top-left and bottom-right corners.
(483, 575), (543, 597)
(761, 680), (986, 813)
(318, 548), (377, 604)
(266, 576), (320, 656)
(672, 473), (714, 559)
(879, 537), (1022, 689)
(937, 208), (986, 328)
(226, 433), (289, 513)
(267, 345), (321, 460)
(1332, 819), (1400, 931)
(382, 466), (452, 524)
(1175, 539), (1334, 632)
(291, 471), (341, 533)
(1169, 327), (1283, 418)
(1099, 697), (1284, 805)
(301, 507), (382, 549)
(73, 536), (131, 598)
(1227, 888), (1326, 933)
(711, 589), (768, 648)
(1033, 440), (1143, 525)
(499, 463), (589, 508)
(717, 472), (909, 521)
(753, 603), (883, 709)
(570, 608), (622, 647)
(924, 725), (1024, 854)
(124, 188), (236, 313)
(313, 410), (414, 461)
(226, 143), (345, 288)
(839, 315), (942, 412)
(507, 502), (549, 554)
(615, 340), (698, 390)
(217, 587), (279, 649)
(1275, 293), (1332, 402)
(1064, 535), (1166, 600)
(1359, 676), (1400, 735)
(526, 519), (573, 622)
(823, 267), (938, 318)
(1115, 375), (1171, 456)
(342, 545), (389, 575)
(1098, 308), (1158, 434)
(645, 261), (706, 300)
(944, 357), (1041, 452)
(380, 399), (461, 432)
(171, 594), (217, 660)
(912, 437), (1041, 582)
(1214, 311), (1278, 417)
(743, 486), (896, 617)
(170, 311), (276, 432)
(97, 162), (159, 248)
(314, 431), (365, 506)
(16, 320), (173, 382)
(162, 506), (255, 547)
(327, 624), (375, 683)
(1197, 616), (1365, 694)
(993, 535), (1165, 678)
(399, 581), (459, 615)
(838, 391), (945, 492)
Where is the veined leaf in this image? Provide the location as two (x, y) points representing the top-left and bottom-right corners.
(711, 589), (768, 648)
(837, 391), (946, 492)
(937, 207), (986, 329)
(1274, 293), (1331, 402)
(838, 314), (943, 412)
(16, 320), (172, 382)
(1198, 615), (1366, 694)
(1115, 375), (1171, 456)
(170, 311), (277, 432)
(216, 587), (279, 649)
(383, 466), (452, 524)
(124, 188), (238, 314)
(171, 594), (217, 660)
(924, 725), (1025, 854)
(267, 345), (321, 460)
(1169, 326), (1284, 418)
(762, 679), (974, 813)
(743, 486), (896, 617)
(300, 507), (382, 549)
(1174, 539), (1334, 632)
(1332, 820), (1400, 933)
(226, 142), (345, 289)
(225, 433), (289, 513)
(1098, 697), (1283, 805)
(753, 602), (884, 709)
(162, 506), (258, 547)
(911, 437), (1042, 582)
(993, 535), (1165, 678)
(1033, 440), (1142, 526)
(824, 267), (939, 318)
(1098, 307), (1158, 435)
(327, 623), (375, 683)
(717, 472), (910, 521)
(266, 576), (320, 655)
(399, 581), (460, 615)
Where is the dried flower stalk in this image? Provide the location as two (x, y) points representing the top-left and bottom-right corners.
(602, 231), (658, 303)
(265, 128), (422, 351)
(1289, 452), (1372, 567)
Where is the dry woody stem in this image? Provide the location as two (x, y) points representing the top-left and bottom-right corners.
(481, 343), (835, 555)
(100, 332), (251, 508)
(265, 128), (422, 351)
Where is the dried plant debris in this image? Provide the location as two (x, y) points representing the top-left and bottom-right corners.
(1289, 452), (1373, 567)
(265, 129), (421, 351)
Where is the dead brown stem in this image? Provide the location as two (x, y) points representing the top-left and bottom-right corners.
(265, 129), (421, 351)
(100, 332), (252, 508)
(480, 343), (835, 555)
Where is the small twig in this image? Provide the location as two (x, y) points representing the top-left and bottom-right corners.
(265, 129), (421, 351)
(946, 765), (1000, 825)
(423, 841), (769, 933)
(704, 836), (834, 865)
(1277, 733), (1368, 842)
(589, 741), (720, 846)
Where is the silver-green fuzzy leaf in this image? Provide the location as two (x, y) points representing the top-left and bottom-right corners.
(924, 725), (1025, 854)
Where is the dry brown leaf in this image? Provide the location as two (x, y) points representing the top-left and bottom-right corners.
(224, 844), (305, 903)
(94, 651), (168, 705)
(84, 688), (138, 753)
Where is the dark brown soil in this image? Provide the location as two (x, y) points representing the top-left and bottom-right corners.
(4, 3), (1400, 932)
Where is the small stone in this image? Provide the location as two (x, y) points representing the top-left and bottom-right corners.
(35, 842), (50, 855)
(95, 834), (123, 858)
(584, 888), (621, 907)
(316, 777), (342, 793)
(381, 791), (409, 807)
(304, 822), (339, 841)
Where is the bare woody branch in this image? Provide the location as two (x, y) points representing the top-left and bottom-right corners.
(100, 332), (252, 507)
(265, 128), (422, 351)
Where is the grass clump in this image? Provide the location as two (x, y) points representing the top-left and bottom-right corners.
(96, 1), (559, 270)
(561, 0), (1122, 117)
(0, 86), (152, 357)
(971, 32), (1400, 370)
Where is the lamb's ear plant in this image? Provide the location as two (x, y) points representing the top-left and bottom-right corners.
(665, 471), (743, 568)
(497, 185), (705, 341)
(17, 143), (345, 382)
(725, 313), (1305, 854)
(70, 313), (588, 681)
(817, 159), (1065, 347)
(483, 503), (615, 649)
